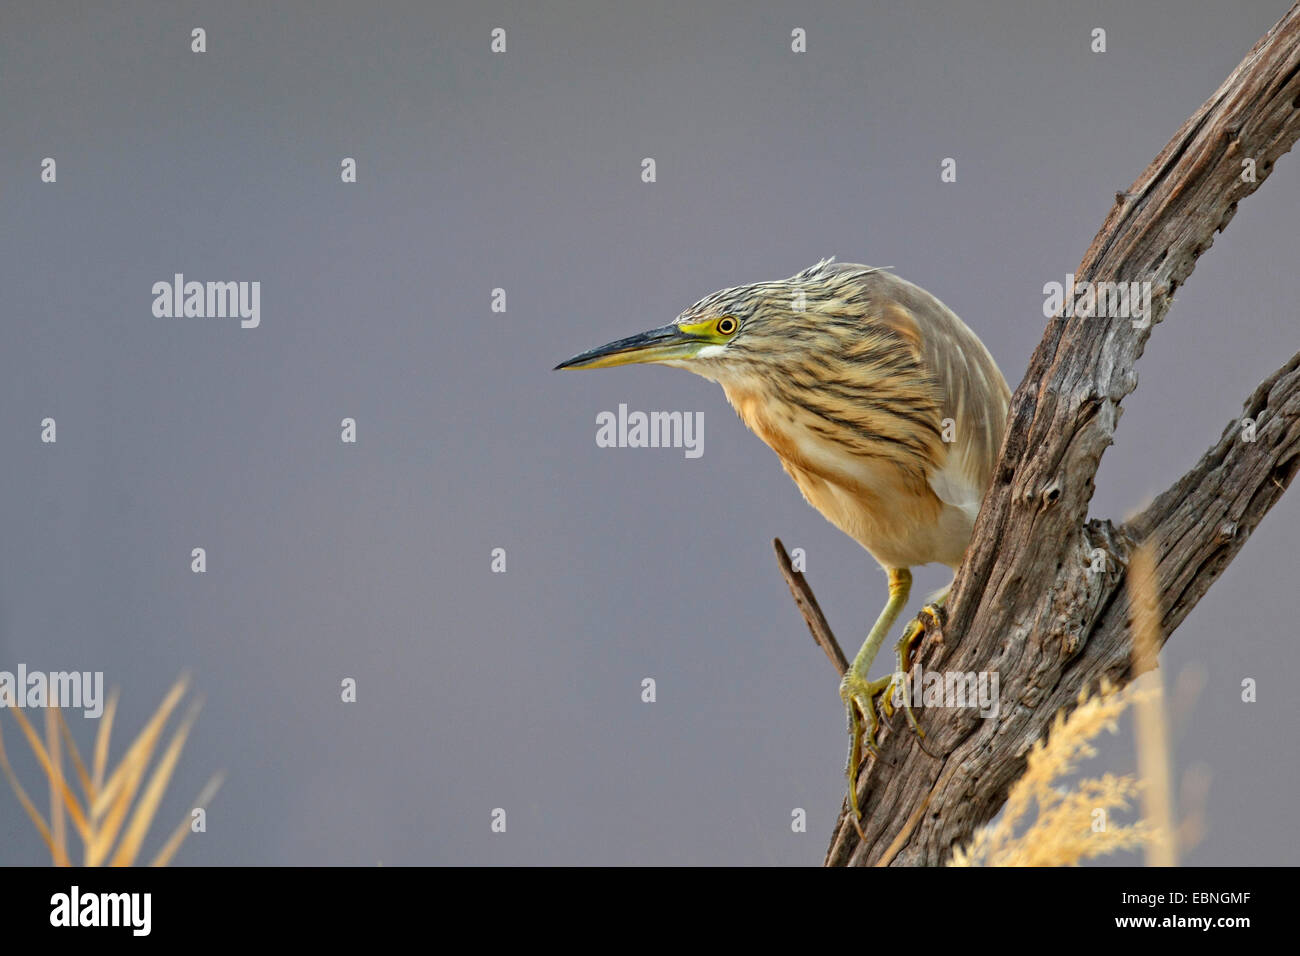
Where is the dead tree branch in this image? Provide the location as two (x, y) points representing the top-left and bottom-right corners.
(777, 3), (1300, 867)
(774, 538), (849, 676)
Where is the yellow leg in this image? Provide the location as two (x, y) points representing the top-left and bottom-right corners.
(839, 567), (911, 834)
(880, 602), (946, 742)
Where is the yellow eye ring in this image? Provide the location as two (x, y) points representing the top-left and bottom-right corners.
(717, 316), (738, 335)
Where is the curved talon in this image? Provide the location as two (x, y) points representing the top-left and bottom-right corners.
(883, 667), (940, 759)
(863, 609), (943, 754)
(919, 602), (945, 635)
(901, 604), (943, 670)
(888, 606), (945, 757)
(884, 617), (926, 716)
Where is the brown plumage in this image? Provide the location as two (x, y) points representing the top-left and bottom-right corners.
(667, 260), (1010, 571)
(556, 258), (1012, 824)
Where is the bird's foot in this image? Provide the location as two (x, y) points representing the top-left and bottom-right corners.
(840, 604), (945, 836)
(879, 603), (945, 732)
(839, 670), (894, 838)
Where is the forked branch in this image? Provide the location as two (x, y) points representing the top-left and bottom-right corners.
(772, 3), (1300, 866)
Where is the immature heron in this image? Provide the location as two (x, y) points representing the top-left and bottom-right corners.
(556, 260), (1010, 826)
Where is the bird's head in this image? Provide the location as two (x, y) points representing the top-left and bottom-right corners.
(555, 259), (884, 386)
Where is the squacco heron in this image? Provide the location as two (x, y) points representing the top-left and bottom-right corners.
(556, 259), (1010, 826)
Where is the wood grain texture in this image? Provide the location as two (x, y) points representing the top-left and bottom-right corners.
(774, 538), (849, 677)
(816, 3), (1300, 867)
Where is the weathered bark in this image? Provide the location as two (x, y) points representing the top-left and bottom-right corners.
(783, 3), (1300, 867)
(775, 538), (849, 677)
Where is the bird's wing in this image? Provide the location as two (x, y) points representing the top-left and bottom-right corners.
(873, 273), (1012, 517)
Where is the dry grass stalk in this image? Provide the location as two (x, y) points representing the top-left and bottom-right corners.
(949, 538), (1192, 867)
(1129, 542), (1177, 865)
(0, 674), (221, 866)
(948, 679), (1155, 866)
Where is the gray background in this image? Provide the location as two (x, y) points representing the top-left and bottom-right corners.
(2, 0), (1296, 865)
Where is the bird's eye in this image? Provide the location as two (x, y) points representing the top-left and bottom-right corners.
(716, 316), (738, 335)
